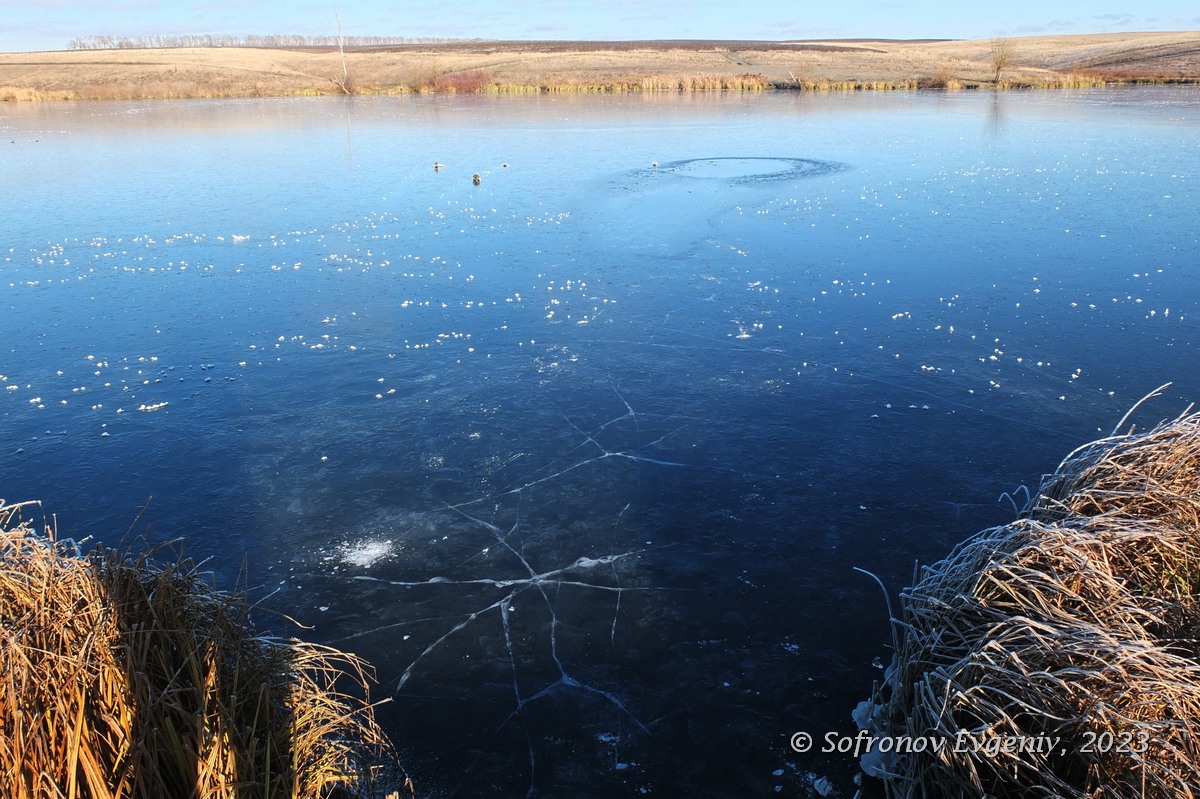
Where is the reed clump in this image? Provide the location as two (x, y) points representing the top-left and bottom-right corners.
(468, 74), (771, 93)
(0, 86), (64, 101)
(637, 73), (770, 91)
(1045, 69), (1198, 87)
(783, 77), (919, 91)
(0, 503), (404, 799)
(857, 409), (1200, 798)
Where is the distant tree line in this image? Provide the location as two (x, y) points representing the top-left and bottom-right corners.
(67, 34), (474, 50)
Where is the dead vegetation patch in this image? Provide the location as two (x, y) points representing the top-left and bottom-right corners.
(0, 503), (406, 799)
(857, 403), (1200, 797)
(1, 32), (1197, 100)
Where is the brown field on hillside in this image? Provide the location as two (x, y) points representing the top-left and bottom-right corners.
(1, 31), (1198, 101)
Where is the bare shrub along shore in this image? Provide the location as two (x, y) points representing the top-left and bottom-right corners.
(0, 503), (407, 799)
(1, 31), (1198, 101)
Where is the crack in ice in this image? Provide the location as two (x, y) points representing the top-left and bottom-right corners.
(322, 389), (681, 771)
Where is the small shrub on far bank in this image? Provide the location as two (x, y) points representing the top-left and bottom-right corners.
(431, 69), (495, 92)
(922, 65), (963, 90)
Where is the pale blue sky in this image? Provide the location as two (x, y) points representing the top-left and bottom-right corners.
(1, 0), (1198, 53)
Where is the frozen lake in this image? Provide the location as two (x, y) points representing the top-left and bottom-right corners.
(2, 88), (1199, 796)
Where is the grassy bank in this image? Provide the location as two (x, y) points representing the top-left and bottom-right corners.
(857, 403), (1200, 797)
(1, 32), (1198, 101)
(0, 503), (406, 799)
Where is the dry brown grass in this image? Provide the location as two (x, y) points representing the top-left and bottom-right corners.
(0, 503), (405, 799)
(921, 64), (964, 90)
(430, 68), (494, 92)
(857, 405), (1200, 798)
(0, 32), (1196, 101)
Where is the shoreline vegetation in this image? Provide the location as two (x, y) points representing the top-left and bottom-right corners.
(1, 31), (1199, 102)
(856, 404), (1200, 797)
(0, 502), (407, 799)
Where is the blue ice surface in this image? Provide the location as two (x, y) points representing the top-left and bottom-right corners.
(2, 87), (1198, 796)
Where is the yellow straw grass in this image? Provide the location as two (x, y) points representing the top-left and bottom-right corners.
(0, 504), (406, 799)
(859, 408), (1200, 798)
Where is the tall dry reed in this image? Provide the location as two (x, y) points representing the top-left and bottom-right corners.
(857, 408), (1200, 798)
(0, 503), (406, 799)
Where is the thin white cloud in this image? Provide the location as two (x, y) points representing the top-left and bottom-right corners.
(1091, 13), (1140, 27)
